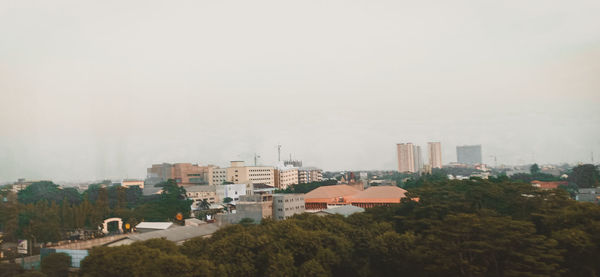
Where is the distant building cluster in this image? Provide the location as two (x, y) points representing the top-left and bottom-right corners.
(145, 160), (322, 190)
(396, 142), (441, 173)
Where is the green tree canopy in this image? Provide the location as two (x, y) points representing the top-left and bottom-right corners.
(41, 252), (71, 277)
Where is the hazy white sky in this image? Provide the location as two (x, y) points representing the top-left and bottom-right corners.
(1, 0), (599, 182)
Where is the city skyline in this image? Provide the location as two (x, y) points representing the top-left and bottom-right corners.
(1, 1), (599, 182)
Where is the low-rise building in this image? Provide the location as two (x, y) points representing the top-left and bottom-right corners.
(186, 185), (217, 210)
(121, 179), (144, 189)
(273, 194), (305, 220)
(575, 188), (600, 203)
(217, 194), (274, 225)
(216, 183), (248, 204)
(531, 180), (567, 190)
(135, 222), (176, 233)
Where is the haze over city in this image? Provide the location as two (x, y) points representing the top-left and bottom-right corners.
(1, 0), (599, 182)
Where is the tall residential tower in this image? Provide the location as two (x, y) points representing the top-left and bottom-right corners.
(427, 142), (442, 169)
(397, 143), (418, 173)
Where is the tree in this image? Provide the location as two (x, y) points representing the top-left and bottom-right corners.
(199, 199), (211, 210)
(41, 252), (71, 277)
(530, 163), (540, 175)
(223, 197), (233, 204)
(568, 164), (600, 188)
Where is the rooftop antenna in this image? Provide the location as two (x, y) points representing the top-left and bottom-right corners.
(278, 145), (282, 162)
(592, 151), (594, 163)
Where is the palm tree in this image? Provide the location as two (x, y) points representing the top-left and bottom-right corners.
(199, 199), (210, 210)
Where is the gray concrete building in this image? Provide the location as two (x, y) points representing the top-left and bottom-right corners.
(457, 145), (483, 165)
(273, 194), (305, 221)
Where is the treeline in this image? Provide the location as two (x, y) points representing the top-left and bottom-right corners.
(80, 179), (599, 277)
(275, 179), (338, 194)
(0, 180), (191, 244)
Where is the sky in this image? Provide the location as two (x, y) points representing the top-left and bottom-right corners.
(1, 0), (599, 182)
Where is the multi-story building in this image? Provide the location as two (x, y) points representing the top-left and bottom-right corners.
(414, 145), (423, 172)
(298, 167), (323, 184)
(216, 194), (274, 225)
(186, 185), (217, 210)
(457, 145), (482, 165)
(146, 163), (210, 186)
(121, 179), (144, 189)
(273, 194), (305, 220)
(274, 165), (299, 189)
(215, 183), (247, 204)
(397, 143), (416, 173)
(208, 166), (227, 186)
(225, 161), (275, 187)
(428, 142), (442, 169)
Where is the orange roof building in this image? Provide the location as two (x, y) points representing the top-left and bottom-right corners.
(350, 186), (408, 208)
(531, 180), (567, 190)
(304, 185), (409, 210)
(304, 185), (360, 210)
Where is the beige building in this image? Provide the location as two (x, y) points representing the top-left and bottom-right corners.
(186, 185), (217, 209)
(397, 143), (416, 173)
(274, 166), (299, 189)
(146, 163), (210, 186)
(428, 142), (442, 169)
(121, 179), (144, 189)
(298, 167), (323, 184)
(225, 161), (275, 187)
(208, 166), (227, 186)
(273, 194), (305, 220)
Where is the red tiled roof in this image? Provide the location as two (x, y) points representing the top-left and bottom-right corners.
(304, 185), (361, 204)
(531, 180), (567, 190)
(350, 186), (407, 203)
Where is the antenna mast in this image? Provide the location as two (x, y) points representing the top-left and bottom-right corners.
(278, 145), (282, 162)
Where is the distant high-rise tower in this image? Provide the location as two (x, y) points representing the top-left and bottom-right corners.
(414, 145), (423, 172)
(397, 143), (416, 173)
(428, 142), (442, 169)
(457, 145), (482, 165)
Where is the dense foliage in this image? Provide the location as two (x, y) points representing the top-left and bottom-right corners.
(568, 164), (600, 188)
(80, 179), (600, 277)
(0, 179), (191, 243)
(276, 180), (338, 194)
(41, 253), (71, 277)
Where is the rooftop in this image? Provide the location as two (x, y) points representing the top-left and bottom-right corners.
(135, 222), (173, 230)
(305, 185), (360, 203)
(320, 205), (365, 217)
(350, 186), (408, 203)
(112, 224), (220, 245)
